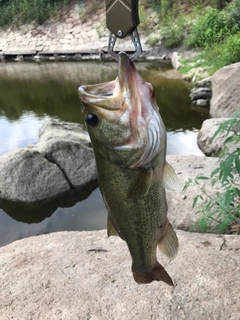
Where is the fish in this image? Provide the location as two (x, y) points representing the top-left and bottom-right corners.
(78, 52), (180, 286)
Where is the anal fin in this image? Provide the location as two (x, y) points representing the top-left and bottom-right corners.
(127, 167), (153, 198)
(158, 220), (179, 260)
(132, 262), (174, 286)
(107, 216), (119, 237)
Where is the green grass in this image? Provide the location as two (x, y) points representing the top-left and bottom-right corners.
(181, 31), (240, 77)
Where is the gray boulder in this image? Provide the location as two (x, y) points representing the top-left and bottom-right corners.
(0, 148), (70, 202)
(192, 99), (210, 108)
(0, 229), (239, 320)
(37, 119), (97, 189)
(0, 119), (97, 203)
(210, 62), (240, 117)
(197, 118), (240, 156)
(171, 51), (182, 70)
(196, 76), (212, 88)
(190, 87), (212, 100)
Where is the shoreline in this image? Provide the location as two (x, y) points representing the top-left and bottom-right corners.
(0, 7), (155, 62)
(0, 6), (186, 64)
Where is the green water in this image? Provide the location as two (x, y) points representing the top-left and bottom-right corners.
(0, 61), (209, 247)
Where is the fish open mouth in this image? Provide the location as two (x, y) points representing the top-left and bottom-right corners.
(78, 52), (138, 112)
(79, 80), (115, 98)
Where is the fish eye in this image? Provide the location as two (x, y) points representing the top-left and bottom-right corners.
(85, 113), (98, 126)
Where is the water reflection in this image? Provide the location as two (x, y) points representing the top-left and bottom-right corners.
(0, 188), (106, 247)
(0, 112), (49, 156)
(0, 61), (209, 247)
(167, 130), (203, 156)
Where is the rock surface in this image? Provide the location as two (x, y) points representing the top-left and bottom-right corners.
(192, 99), (210, 108)
(166, 155), (220, 232)
(171, 51), (182, 70)
(197, 118), (240, 156)
(0, 119), (97, 203)
(0, 230), (239, 320)
(196, 76), (212, 88)
(37, 119), (97, 189)
(0, 148), (70, 202)
(210, 62), (240, 118)
(190, 87), (212, 101)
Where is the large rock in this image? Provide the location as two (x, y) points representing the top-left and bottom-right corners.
(197, 118), (240, 156)
(190, 87), (212, 101)
(171, 51), (182, 70)
(0, 119), (97, 203)
(210, 62), (240, 118)
(37, 119), (97, 189)
(0, 230), (239, 320)
(0, 148), (71, 202)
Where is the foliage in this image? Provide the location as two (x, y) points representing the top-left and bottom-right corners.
(218, 33), (240, 66)
(161, 14), (187, 48)
(187, 8), (227, 48)
(0, 0), (70, 26)
(183, 111), (240, 233)
(183, 31), (240, 76)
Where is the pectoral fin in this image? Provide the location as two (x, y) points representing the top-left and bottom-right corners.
(162, 162), (182, 193)
(127, 168), (153, 198)
(107, 216), (119, 237)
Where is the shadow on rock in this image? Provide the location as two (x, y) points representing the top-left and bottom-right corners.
(0, 180), (98, 224)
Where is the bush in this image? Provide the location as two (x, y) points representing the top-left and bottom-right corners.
(219, 33), (240, 66)
(0, 0), (68, 26)
(184, 112), (240, 234)
(225, 0), (240, 31)
(187, 8), (231, 48)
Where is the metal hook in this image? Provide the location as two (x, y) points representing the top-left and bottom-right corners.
(108, 28), (142, 62)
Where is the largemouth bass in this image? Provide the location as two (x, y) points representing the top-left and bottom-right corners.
(78, 52), (180, 286)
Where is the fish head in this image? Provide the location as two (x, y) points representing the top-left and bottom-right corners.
(78, 52), (165, 168)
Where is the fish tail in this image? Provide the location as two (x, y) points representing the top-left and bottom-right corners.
(132, 262), (174, 286)
(158, 220), (179, 260)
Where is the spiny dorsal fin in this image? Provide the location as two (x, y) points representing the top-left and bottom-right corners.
(127, 167), (153, 198)
(162, 162), (182, 193)
(158, 220), (179, 260)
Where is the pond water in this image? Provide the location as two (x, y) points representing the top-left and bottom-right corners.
(0, 61), (209, 247)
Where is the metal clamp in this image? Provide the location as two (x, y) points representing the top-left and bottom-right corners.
(108, 28), (142, 61)
(105, 0), (142, 61)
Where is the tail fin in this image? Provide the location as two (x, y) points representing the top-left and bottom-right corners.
(132, 262), (174, 286)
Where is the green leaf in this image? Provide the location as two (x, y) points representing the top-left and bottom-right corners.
(221, 154), (235, 182)
(200, 218), (207, 232)
(224, 136), (234, 144)
(192, 195), (200, 209)
(197, 176), (209, 180)
(217, 217), (230, 233)
(235, 155), (240, 172)
(211, 167), (221, 177)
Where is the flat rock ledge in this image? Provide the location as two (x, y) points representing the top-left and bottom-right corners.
(0, 230), (239, 320)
